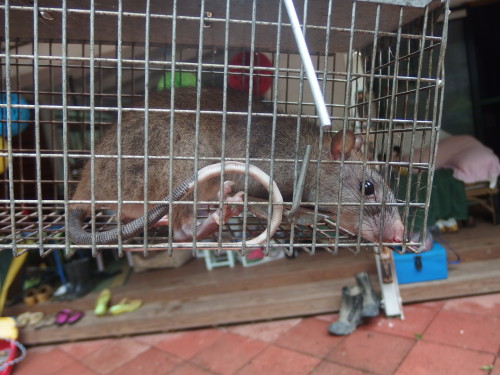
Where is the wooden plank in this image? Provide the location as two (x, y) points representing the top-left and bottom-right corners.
(399, 258), (500, 303)
(18, 278), (346, 345)
(5, 220), (499, 346)
(15, 256), (500, 346)
(121, 250), (376, 301)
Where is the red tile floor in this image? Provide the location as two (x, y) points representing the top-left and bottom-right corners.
(12, 293), (500, 375)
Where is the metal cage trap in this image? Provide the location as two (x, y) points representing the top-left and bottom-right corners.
(0, 0), (449, 258)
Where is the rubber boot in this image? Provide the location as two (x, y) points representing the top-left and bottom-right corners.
(355, 271), (380, 318)
(328, 285), (363, 336)
(62, 257), (94, 300)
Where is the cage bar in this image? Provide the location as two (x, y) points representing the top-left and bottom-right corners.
(1, 0), (449, 256)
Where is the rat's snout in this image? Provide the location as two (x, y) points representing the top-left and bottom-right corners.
(384, 217), (405, 243)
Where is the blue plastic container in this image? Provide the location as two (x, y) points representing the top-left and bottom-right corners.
(0, 93), (31, 137)
(393, 241), (448, 284)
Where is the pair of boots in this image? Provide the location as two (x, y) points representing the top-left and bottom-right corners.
(328, 271), (380, 336)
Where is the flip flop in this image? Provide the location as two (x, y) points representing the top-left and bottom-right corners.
(29, 311), (44, 326)
(67, 310), (84, 325)
(55, 309), (71, 325)
(56, 309), (85, 325)
(34, 313), (57, 330)
(94, 289), (112, 316)
(16, 311), (44, 328)
(16, 312), (31, 327)
(109, 298), (143, 315)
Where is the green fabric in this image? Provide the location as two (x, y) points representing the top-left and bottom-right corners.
(397, 168), (468, 232)
(157, 71), (196, 91)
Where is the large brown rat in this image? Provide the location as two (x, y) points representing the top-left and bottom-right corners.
(68, 87), (404, 245)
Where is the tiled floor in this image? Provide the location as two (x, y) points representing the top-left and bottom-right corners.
(11, 293), (500, 375)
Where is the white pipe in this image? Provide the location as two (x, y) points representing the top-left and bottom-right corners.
(191, 162), (284, 246)
(283, 0), (332, 128)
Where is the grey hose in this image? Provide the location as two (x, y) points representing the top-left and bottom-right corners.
(68, 162), (283, 246)
(68, 176), (194, 245)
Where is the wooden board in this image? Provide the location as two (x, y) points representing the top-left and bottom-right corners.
(11, 257), (500, 345)
(6, 219), (500, 346)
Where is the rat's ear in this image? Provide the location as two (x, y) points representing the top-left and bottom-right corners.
(328, 130), (363, 160)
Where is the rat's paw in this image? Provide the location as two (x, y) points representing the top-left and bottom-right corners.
(211, 182), (245, 225)
(217, 181), (236, 199)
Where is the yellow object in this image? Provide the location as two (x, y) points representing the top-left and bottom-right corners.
(94, 288), (111, 316)
(0, 317), (18, 340)
(0, 137), (6, 175)
(0, 251), (28, 315)
(109, 298), (143, 315)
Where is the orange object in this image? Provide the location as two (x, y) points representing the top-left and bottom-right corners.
(22, 289), (37, 306)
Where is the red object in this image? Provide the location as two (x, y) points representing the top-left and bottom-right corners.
(247, 248), (264, 261)
(0, 339), (17, 375)
(228, 52), (273, 96)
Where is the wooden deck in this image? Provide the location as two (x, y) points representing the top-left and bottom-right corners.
(6, 218), (500, 346)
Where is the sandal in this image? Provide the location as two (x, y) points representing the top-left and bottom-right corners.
(109, 298), (143, 315)
(94, 289), (112, 316)
(55, 309), (84, 326)
(16, 312), (31, 327)
(34, 313), (56, 330)
(67, 310), (84, 325)
(55, 309), (71, 326)
(16, 311), (44, 328)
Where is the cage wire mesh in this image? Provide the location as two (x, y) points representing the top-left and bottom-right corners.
(0, 0), (449, 258)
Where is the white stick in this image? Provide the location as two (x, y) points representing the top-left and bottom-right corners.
(283, 0), (332, 127)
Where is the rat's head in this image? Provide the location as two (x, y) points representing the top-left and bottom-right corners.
(319, 130), (405, 244)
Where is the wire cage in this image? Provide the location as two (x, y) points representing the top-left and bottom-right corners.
(0, 0), (449, 258)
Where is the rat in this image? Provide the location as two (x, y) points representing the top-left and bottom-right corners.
(68, 87), (404, 245)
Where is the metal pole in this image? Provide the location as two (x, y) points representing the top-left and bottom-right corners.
(282, 0), (331, 128)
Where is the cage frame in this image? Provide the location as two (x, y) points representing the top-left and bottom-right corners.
(1, 0), (450, 258)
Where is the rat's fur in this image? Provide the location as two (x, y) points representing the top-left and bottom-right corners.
(70, 87), (403, 243)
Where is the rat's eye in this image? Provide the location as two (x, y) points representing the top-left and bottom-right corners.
(359, 180), (375, 196)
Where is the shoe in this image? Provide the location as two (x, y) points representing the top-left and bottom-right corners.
(109, 298), (143, 315)
(23, 289), (37, 306)
(23, 284), (54, 305)
(67, 310), (84, 324)
(328, 286), (363, 336)
(355, 271), (380, 318)
(55, 309), (84, 325)
(94, 289), (111, 316)
(35, 284), (54, 303)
